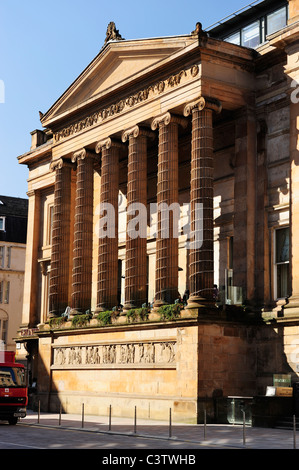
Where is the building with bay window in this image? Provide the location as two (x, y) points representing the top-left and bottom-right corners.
(16, 0), (299, 424)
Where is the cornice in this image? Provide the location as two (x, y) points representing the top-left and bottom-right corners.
(53, 64), (200, 144)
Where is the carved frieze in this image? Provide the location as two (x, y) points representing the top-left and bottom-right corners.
(53, 65), (200, 143)
(52, 340), (177, 369)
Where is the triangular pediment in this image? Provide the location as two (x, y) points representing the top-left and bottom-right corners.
(41, 36), (197, 128)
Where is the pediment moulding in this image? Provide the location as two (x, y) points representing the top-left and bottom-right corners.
(53, 64), (200, 144)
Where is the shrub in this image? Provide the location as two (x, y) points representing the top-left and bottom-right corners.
(158, 303), (181, 321)
(49, 316), (67, 329)
(126, 307), (149, 323)
(96, 310), (113, 325)
(71, 313), (91, 328)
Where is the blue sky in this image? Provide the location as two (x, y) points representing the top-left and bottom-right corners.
(0, 0), (252, 199)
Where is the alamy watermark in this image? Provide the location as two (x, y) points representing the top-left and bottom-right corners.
(95, 201), (204, 250)
(291, 75), (299, 104)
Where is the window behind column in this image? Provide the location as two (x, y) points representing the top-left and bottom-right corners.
(275, 227), (290, 299)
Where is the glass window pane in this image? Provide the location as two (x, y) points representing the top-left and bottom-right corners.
(277, 264), (290, 298)
(224, 32), (240, 45)
(267, 7), (287, 36)
(242, 21), (260, 48)
(6, 247), (11, 268)
(0, 218), (4, 231)
(276, 228), (289, 263)
(0, 247), (4, 268)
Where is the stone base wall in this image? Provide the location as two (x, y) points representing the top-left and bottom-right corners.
(33, 315), (264, 423)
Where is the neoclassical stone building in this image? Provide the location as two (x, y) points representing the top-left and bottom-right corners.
(17, 0), (299, 423)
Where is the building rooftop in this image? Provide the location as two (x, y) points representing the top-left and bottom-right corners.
(206, 0), (288, 48)
(0, 195), (28, 218)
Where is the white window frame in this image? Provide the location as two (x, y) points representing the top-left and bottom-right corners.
(0, 217), (5, 232)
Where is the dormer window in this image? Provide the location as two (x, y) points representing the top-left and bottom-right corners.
(0, 217), (5, 231)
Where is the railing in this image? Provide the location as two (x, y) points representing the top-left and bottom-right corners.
(30, 401), (298, 449)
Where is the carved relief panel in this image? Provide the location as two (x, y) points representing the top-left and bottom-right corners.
(52, 340), (177, 369)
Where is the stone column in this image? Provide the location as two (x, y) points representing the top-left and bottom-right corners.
(183, 97), (221, 309)
(121, 125), (153, 310)
(48, 158), (73, 317)
(70, 149), (95, 315)
(95, 138), (120, 312)
(21, 189), (41, 327)
(151, 112), (187, 307)
(283, 41), (299, 316)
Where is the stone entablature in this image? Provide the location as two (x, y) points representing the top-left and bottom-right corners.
(52, 340), (177, 369)
(53, 65), (200, 143)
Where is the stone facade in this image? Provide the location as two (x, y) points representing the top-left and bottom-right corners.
(0, 195), (28, 353)
(16, 1), (299, 423)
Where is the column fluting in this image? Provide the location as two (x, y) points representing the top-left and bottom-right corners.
(95, 138), (120, 312)
(151, 112), (186, 307)
(48, 158), (73, 318)
(184, 97), (221, 308)
(70, 149), (95, 315)
(122, 125), (153, 310)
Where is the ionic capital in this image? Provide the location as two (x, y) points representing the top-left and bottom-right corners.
(183, 96), (222, 117)
(151, 112), (188, 131)
(95, 137), (123, 154)
(50, 157), (73, 172)
(122, 125), (155, 143)
(71, 148), (96, 163)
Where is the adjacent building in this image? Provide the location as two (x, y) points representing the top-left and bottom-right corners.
(0, 195), (28, 353)
(16, 0), (299, 424)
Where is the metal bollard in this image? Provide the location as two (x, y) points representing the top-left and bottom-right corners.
(108, 405), (112, 431)
(134, 406), (137, 434)
(169, 408), (172, 438)
(38, 400), (40, 424)
(81, 403), (84, 429)
(243, 410), (246, 446)
(294, 415), (297, 449)
(59, 404), (62, 426)
(203, 408), (207, 440)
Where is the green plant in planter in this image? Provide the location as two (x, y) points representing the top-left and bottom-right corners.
(158, 303), (181, 321)
(71, 313), (91, 328)
(49, 316), (67, 329)
(126, 307), (149, 323)
(96, 310), (113, 325)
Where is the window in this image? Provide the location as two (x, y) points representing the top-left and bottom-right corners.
(222, 5), (288, 49)
(0, 217), (5, 231)
(275, 227), (290, 299)
(0, 316), (7, 343)
(48, 205), (54, 246)
(224, 31), (240, 45)
(5, 247), (11, 269)
(4, 281), (10, 304)
(267, 7), (287, 36)
(0, 281), (10, 304)
(0, 247), (11, 269)
(242, 21), (260, 48)
(0, 247), (4, 268)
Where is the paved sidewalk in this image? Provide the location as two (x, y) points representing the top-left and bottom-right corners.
(22, 410), (298, 449)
